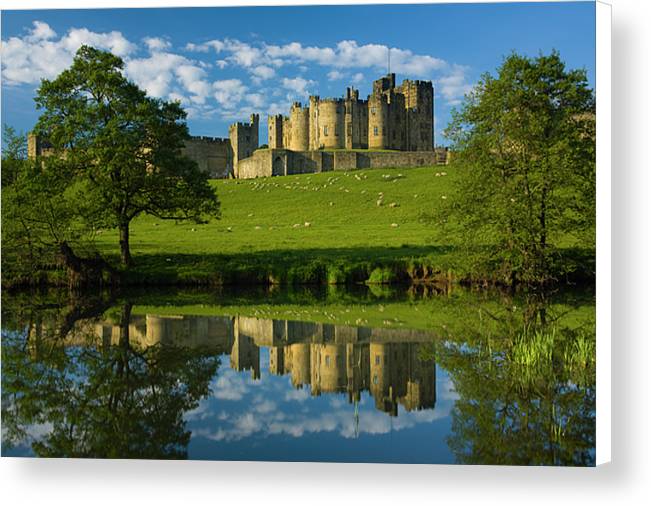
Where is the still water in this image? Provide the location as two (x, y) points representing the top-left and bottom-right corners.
(1, 287), (595, 465)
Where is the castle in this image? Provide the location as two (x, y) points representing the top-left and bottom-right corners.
(28, 73), (449, 178)
(32, 313), (438, 417)
(268, 73), (434, 152)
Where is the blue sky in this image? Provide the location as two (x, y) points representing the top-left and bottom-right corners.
(1, 2), (596, 145)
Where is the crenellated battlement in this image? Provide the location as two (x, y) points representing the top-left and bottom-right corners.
(267, 73), (433, 152)
(189, 135), (230, 144)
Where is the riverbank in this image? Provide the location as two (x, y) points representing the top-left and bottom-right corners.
(2, 166), (595, 289)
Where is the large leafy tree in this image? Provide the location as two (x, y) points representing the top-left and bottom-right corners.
(1, 299), (220, 459)
(1, 124), (28, 187)
(33, 45), (220, 266)
(444, 51), (595, 286)
(1, 155), (93, 284)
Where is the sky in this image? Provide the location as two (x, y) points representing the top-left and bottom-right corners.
(1, 2), (596, 146)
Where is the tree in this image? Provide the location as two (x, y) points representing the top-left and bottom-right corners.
(33, 45), (220, 267)
(1, 154), (103, 285)
(1, 124), (27, 187)
(1, 298), (220, 458)
(443, 51), (595, 286)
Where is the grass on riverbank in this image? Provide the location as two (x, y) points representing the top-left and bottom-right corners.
(81, 165), (592, 286)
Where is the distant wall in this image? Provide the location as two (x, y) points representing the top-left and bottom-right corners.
(333, 150), (444, 171)
(182, 136), (233, 178)
(29, 133), (235, 179)
(235, 148), (449, 179)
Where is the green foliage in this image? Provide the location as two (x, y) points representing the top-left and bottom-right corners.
(443, 51), (596, 286)
(1, 285), (595, 463)
(33, 45), (220, 266)
(1, 156), (97, 282)
(1, 300), (220, 458)
(419, 292), (595, 466)
(1, 124), (28, 187)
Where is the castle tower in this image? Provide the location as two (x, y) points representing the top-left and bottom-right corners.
(399, 344), (436, 411)
(229, 113), (259, 178)
(317, 99), (345, 149)
(400, 79), (434, 151)
(289, 102), (310, 151)
(368, 93), (389, 150)
(231, 317), (261, 380)
(269, 346), (285, 375)
(268, 114), (284, 149)
(344, 87), (368, 149)
(287, 343), (311, 388)
(308, 96), (320, 150)
(282, 116), (291, 149)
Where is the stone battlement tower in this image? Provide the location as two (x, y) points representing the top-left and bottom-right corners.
(267, 73), (433, 152)
(229, 113), (259, 178)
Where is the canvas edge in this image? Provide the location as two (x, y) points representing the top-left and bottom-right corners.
(596, 0), (612, 467)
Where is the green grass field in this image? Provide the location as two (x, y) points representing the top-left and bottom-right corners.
(92, 166), (462, 284)
(90, 165), (591, 286)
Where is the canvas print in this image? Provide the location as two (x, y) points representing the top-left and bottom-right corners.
(1, 2), (597, 465)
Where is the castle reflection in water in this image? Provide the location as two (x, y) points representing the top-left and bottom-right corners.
(31, 313), (437, 417)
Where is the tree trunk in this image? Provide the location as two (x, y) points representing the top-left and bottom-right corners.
(119, 221), (132, 267)
(118, 303), (133, 348)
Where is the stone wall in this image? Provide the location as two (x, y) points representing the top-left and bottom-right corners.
(332, 150), (444, 171)
(182, 136), (232, 178)
(235, 148), (448, 179)
(28, 132), (235, 179)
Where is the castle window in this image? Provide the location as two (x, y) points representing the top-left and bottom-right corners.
(325, 355), (331, 367)
(373, 126), (379, 136)
(323, 126), (329, 136)
(371, 107), (376, 115)
(373, 375), (378, 385)
(335, 126), (339, 136)
(375, 355), (381, 365)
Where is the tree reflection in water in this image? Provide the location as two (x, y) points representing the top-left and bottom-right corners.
(2, 299), (220, 459)
(424, 291), (596, 466)
(2, 288), (595, 465)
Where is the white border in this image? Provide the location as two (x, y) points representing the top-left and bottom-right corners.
(3, 0), (650, 505)
(595, 0), (612, 466)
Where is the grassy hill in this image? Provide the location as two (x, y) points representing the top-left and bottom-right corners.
(91, 165), (590, 286)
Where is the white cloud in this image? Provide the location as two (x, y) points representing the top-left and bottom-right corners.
(246, 93), (266, 108)
(437, 64), (473, 105)
(282, 76), (314, 97)
(124, 51), (186, 98)
(213, 79), (248, 108)
(211, 370), (250, 400)
(251, 64), (275, 82)
(143, 36), (171, 52)
(27, 21), (56, 42)
(185, 39), (225, 53)
(1, 21), (136, 85)
(176, 64), (211, 104)
(352, 72), (364, 84)
(284, 388), (310, 402)
(327, 70), (344, 81)
(183, 36), (455, 80)
(224, 39), (261, 68)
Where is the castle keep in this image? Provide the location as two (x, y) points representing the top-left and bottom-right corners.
(28, 74), (448, 178)
(268, 73), (434, 152)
